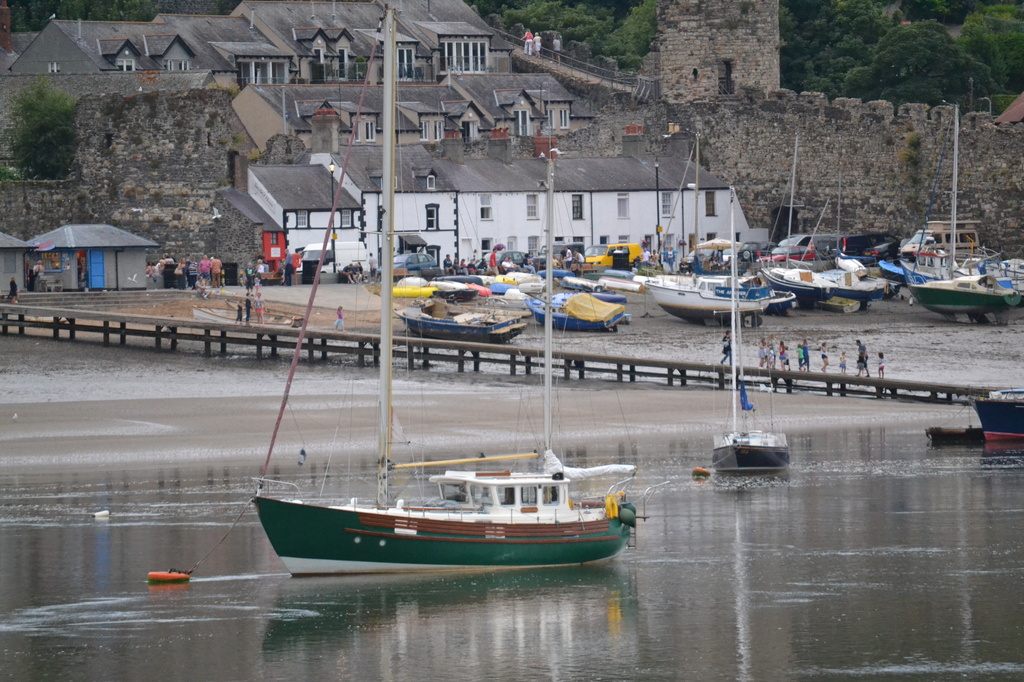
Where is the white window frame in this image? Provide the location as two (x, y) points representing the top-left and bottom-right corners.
(426, 175), (436, 190)
(363, 120), (376, 142)
(480, 194), (492, 221)
(425, 204), (439, 230)
(296, 210), (309, 228)
(48, 61), (60, 73)
(560, 108), (570, 129)
(441, 40), (488, 74)
(571, 194), (584, 221)
(434, 121), (444, 141)
(526, 193), (538, 220)
(528, 236), (539, 254)
(660, 191), (673, 218)
(515, 110), (529, 137)
(117, 58), (136, 72)
(341, 209), (353, 228)
(617, 193), (629, 219)
(420, 121), (430, 141)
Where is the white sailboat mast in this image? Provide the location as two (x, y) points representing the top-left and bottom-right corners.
(728, 189), (738, 435)
(786, 133), (798, 243)
(949, 105), (959, 279)
(377, 6), (396, 506)
(543, 155), (555, 451)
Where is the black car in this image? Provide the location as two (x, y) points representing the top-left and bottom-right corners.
(839, 233), (900, 262)
(737, 241), (777, 263)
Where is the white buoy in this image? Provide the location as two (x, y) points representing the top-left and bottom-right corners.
(94, 510), (110, 519)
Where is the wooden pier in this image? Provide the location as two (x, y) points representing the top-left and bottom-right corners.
(1, 302), (989, 404)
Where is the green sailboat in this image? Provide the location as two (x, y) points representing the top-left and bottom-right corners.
(252, 7), (639, 575)
(907, 104), (1021, 324)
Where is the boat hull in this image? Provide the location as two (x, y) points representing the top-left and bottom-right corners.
(399, 314), (525, 344)
(253, 497), (632, 575)
(646, 281), (769, 322)
(761, 269), (836, 302)
(974, 398), (1024, 441)
(712, 443), (790, 472)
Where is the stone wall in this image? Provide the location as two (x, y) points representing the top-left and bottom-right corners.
(0, 88), (261, 264)
(555, 89), (1024, 256)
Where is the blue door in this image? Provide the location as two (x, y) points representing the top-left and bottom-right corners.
(88, 250), (105, 289)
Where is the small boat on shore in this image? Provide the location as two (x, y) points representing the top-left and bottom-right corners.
(645, 274), (771, 325)
(398, 299), (526, 344)
(192, 302), (302, 328)
(905, 273), (1020, 324)
(761, 267), (836, 306)
(525, 292), (629, 331)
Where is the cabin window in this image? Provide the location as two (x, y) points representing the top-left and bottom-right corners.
(543, 486), (560, 505)
(498, 486), (516, 506)
(522, 487), (538, 505)
(441, 483), (467, 502)
(470, 485), (492, 506)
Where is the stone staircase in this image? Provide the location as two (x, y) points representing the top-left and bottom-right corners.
(16, 289), (193, 310)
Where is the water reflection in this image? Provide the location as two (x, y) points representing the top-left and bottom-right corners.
(981, 442), (1024, 467)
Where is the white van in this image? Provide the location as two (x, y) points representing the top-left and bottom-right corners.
(300, 241), (368, 273)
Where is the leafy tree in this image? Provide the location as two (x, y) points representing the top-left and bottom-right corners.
(604, 0), (657, 71)
(8, 0), (155, 31)
(10, 78), (78, 180)
(503, 1), (616, 56)
(844, 20), (994, 106)
(0, 166), (21, 182)
(959, 6), (1024, 93)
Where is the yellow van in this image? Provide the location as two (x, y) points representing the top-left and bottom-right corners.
(584, 243), (643, 269)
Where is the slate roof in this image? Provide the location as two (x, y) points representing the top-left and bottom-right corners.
(217, 187), (279, 230)
(317, 145), (727, 195)
(994, 91), (1024, 124)
(450, 73), (590, 122)
(0, 231), (32, 249)
(0, 32), (37, 73)
(31, 224), (158, 249)
(250, 164), (361, 213)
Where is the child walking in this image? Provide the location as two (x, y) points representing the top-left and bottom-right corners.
(839, 350), (847, 374)
(334, 306), (345, 331)
(878, 352), (885, 378)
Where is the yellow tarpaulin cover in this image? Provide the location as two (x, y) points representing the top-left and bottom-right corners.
(562, 293), (625, 323)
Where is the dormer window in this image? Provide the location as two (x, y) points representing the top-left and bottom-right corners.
(426, 174), (436, 190)
(117, 49), (136, 71)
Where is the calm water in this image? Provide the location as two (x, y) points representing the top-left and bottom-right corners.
(2, 430), (1024, 681)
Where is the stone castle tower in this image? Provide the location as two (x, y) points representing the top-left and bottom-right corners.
(657, 0), (780, 103)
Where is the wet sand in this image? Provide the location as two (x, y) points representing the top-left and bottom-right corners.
(0, 324), (976, 471)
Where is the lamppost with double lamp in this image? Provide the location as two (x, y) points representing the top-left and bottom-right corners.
(654, 158), (661, 268)
(328, 162), (337, 273)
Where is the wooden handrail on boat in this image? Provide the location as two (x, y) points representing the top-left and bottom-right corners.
(391, 453), (538, 470)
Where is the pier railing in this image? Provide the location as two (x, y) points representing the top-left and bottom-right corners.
(0, 303), (990, 404)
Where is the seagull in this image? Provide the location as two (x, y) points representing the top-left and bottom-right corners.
(128, 273), (139, 283)
(48, 13), (56, 20)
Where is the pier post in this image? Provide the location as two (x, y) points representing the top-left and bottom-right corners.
(219, 330), (227, 353)
(102, 320), (110, 346)
(270, 335), (278, 357)
(203, 329), (211, 357)
(154, 325), (162, 349)
(120, 321), (127, 345)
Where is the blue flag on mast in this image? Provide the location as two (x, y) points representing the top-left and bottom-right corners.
(739, 380), (755, 411)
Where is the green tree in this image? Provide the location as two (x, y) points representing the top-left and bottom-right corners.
(10, 78), (78, 180)
(0, 166), (21, 182)
(845, 20), (994, 106)
(604, 0), (657, 71)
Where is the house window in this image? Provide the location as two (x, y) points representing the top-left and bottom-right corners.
(617, 193), (629, 219)
(661, 191), (673, 218)
(48, 61), (60, 73)
(560, 109), (569, 129)
(515, 110), (529, 137)
(462, 120), (479, 140)
(425, 204), (439, 230)
(398, 47), (414, 80)
(165, 59), (190, 71)
(341, 209), (353, 228)
(528, 236), (539, 254)
(363, 120), (376, 142)
(546, 110), (554, 132)
(705, 191), (717, 217)
(426, 175), (436, 190)
(526, 194), (538, 220)
(599, 235), (609, 245)
(571, 194), (584, 221)
(420, 121), (429, 141)
(434, 121), (444, 141)
(117, 58), (136, 71)
(481, 238), (492, 252)
(440, 40), (487, 73)
(480, 194), (492, 221)
(296, 210), (308, 228)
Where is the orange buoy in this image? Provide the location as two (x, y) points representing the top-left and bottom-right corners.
(691, 467), (712, 479)
(147, 570), (191, 584)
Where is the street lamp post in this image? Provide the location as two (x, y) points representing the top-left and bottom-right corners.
(328, 161), (337, 273)
(654, 158), (661, 269)
(979, 96), (992, 116)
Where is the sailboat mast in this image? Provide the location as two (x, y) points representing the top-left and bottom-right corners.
(949, 105), (959, 279)
(786, 133), (798, 242)
(728, 189), (738, 435)
(543, 155), (555, 451)
(691, 133), (700, 247)
(376, 6), (396, 506)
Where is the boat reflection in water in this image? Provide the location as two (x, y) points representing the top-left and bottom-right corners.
(260, 565), (639, 677)
(981, 441), (1024, 467)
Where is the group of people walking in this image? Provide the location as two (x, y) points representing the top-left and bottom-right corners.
(735, 335), (886, 377)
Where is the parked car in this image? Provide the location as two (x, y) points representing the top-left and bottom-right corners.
(762, 234), (838, 263)
(839, 233), (900, 262)
(499, 250), (533, 272)
(736, 241), (777, 263)
(393, 252), (442, 278)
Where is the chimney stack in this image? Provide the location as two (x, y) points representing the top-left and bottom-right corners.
(621, 123), (644, 158)
(488, 128), (511, 164)
(441, 130), (464, 163)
